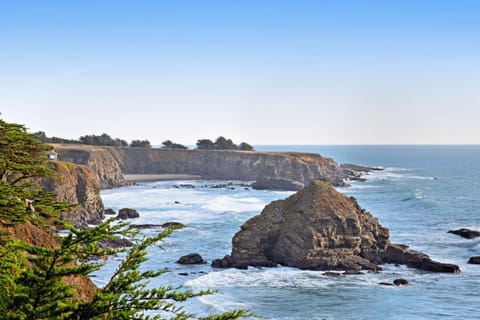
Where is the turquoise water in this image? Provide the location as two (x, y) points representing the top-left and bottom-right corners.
(99, 146), (480, 319)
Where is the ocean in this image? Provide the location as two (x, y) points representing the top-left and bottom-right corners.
(97, 145), (480, 319)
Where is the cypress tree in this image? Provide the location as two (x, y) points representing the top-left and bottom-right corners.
(0, 118), (251, 319)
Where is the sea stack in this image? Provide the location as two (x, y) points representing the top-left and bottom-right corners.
(212, 179), (459, 273)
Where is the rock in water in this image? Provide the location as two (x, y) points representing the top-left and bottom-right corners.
(393, 278), (409, 286)
(104, 208), (116, 215)
(116, 208), (140, 220)
(176, 253), (206, 265)
(468, 256), (480, 264)
(213, 180), (460, 273)
(448, 228), (480, 239)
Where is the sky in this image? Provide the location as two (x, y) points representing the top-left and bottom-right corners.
(1, 0), (479, 145)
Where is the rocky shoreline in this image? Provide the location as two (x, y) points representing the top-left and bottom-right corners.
(45, 145), (465, 274)
(52, 144), (378, 191)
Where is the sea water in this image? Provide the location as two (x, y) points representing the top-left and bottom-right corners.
(98, 145), (480, 319)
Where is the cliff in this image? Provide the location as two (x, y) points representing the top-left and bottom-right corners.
(53, 145), (369, 190)
(52, 145), (126, 189)
(40, 161), (105, 228)
(212, 180), (459, 273)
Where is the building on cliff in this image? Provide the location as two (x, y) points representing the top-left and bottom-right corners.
(47, 150), (58, 160)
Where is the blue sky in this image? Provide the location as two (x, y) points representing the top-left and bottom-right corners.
(1, 1), (479, 144)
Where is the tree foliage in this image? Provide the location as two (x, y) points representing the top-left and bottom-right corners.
(196, 137), (254, 151)
(130, 139), (152, 148)
(196, 139), (216, 150)
(34, 131), (81, 145)
(238, 143), (254, 151)
(0, 118), (251, 319)
(79, 133), (128, 147)
(161, 140), (188, 150)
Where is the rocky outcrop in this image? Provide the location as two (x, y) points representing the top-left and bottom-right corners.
(53, 144), (127, 189)
(448, 228), (480, 239)
(212, 180), (459, 273)
(53, 144), (373, 190)
(379, 244), (459, 273)
(40, 161), (104, 228)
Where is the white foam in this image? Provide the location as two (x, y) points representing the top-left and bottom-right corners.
(365, 167), (435, 181)
(185, 267), (405, 291)
(201, 195), (267, 213)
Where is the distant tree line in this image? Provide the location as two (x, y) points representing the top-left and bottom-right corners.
(161, 140), (188, 149)
(79, 133), (129, 147)
(34, 132), (254, 151)
(196, 136), (254, 151)
(34, 132), (151, 148)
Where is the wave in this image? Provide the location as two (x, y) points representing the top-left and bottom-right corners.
(201, 195), (267, 213)
(185, 266), (417, 291)
(365, 167), (436, 181)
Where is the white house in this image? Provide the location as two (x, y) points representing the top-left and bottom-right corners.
(47, 150), (58, 160)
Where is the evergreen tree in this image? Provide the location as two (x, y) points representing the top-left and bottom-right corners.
(196, 139), (215, 150)
(162, 140), (188, 150)
(130, 140), (152, 148)
(238, 142), (254, 151)
(0, 118), (251, 319)
(214, 137), (237, 150)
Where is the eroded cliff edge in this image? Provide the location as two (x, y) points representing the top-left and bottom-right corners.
(212, 179), (459, 273)
(53, 144), (374, 191)
(39, 161), (105, 228)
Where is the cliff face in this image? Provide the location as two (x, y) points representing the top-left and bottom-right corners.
(213, 180), (459, 273)
(53, 145), (126, 189)
(53, 145), (358, 190)
(40, 161), (104, 227)
(115, 148), (343, 185)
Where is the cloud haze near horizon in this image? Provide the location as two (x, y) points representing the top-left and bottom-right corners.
(1, 1), (479, 145)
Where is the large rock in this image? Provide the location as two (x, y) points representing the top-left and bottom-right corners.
(213, 180), (459, 273)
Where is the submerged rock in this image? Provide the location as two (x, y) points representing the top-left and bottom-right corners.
(131, 222), (184, 230)
(448, 228), (480, 239)
(213, 180), (460, 273)
(379, 282), (394, 286)
(161, 222), (185, 229)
